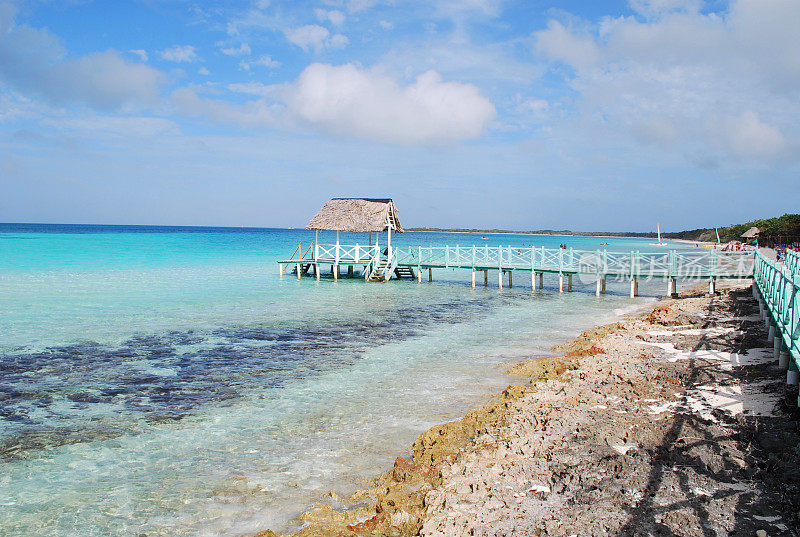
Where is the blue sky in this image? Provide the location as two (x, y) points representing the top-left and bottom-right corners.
(0, 0), (798, 231)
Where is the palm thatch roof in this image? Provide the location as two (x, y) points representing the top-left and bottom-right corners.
(741, 226), (760, 238)
(306, 198), (404, 233)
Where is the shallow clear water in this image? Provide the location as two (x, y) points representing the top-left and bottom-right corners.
(0, 224), (686, 536)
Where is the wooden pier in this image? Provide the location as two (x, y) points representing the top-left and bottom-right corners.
(279, 243), (754, 297)
(285, 198), (753, 297)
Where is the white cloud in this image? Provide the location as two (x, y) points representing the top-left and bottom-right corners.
(532, 0), (800, 163)
(0, 6), (163, 110)
(285, 25), (348, 53)
(329, 34), (349, 49)
(379, 20), (394, 30)
(171, 87), (278, 128)
(629, 0), (702, 18)
(433, 0), (504, 18)
(282, 63), (496, 144)
(632, 116), (679, 147)
(129, 49), (148, 62)
(314, 9), (345, 27)
(159, 45), (198, 63)
(285, 25), (330, 52)
(516, 97), (549, 114)
(534, 21), (601, 70)
(725, 111), (786, 159)
(226, 82), (276, 97)
(346, 0), (377, 14)
(0, 90), (40, 122)
(239, 55), (280, 71)
(198, 67), (210, 75)
(221, 43), (251, 56)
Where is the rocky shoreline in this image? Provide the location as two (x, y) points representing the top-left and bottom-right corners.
(254, 281), (799, 537)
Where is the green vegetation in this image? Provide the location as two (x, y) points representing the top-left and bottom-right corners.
(409, 214), (800, 243)
(665, 214), (800, 242)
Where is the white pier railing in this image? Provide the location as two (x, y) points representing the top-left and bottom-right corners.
(315, 243), (379, 263)
(280, 244), (755, 294)
(392, 245), (753, 279)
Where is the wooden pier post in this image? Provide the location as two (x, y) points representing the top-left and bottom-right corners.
(471, 270), (476, 288)
(538, 272), (543, 289)
(559, 274), (564, 293)
(484, 270), (488, 287)
(630, 278), (638, 298)
(278, 263), (283, 277)
(531, 271), (537, 291)
(567, 274), (572, 292)
(334, 231), (340, 282)
(315, 263), (320, 280)
(348, 265), (353, 277)
(768, 323), (775, 344)
(417, 246), (422, 283)
(774, 336), (782, 363)
(668, 277), (678, 298)
(508, 271), (513, 288)
(596, 278), (602, 296)
(498, 270), (503, 289)
(296, 263), (301, 279)
(428, 268), (432, 282)
(708, 278), (716, 295)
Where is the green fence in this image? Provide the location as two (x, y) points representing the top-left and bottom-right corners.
(754, 250), (800, 371)
(784, 249), (800, 274)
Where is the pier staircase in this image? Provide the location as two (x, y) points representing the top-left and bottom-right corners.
(367, 253), (398, 282)
(281, 242), (315, 276)
(393, 266), (416, 280)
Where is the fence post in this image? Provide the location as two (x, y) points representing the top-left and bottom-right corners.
(498, 246), (503, 289)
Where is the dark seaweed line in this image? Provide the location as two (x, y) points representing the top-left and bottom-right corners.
(0, 292), (508, 461)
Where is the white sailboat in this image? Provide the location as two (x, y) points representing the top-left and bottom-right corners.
(652, 223), (667, 246)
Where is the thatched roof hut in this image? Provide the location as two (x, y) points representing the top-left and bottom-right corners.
(741, 226), (760, 238)
(306, 198), (403, 233)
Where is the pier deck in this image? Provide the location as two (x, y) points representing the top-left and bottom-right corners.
(753, 249), (800, 403)
(279, 243), (754, 296)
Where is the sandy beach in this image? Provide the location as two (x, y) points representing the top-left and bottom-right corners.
(256, 280), (799, 536)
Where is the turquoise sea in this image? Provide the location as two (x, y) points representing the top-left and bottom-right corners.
(0, 224), (691, 536)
